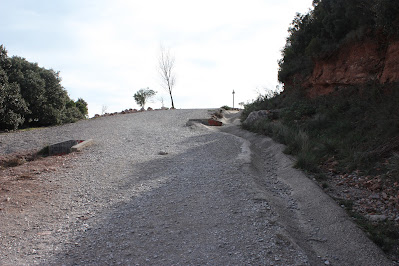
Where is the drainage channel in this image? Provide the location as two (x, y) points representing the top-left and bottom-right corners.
(48, 139), (93, 156)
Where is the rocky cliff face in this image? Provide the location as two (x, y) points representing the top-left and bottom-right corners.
(303, 39), (399, 98)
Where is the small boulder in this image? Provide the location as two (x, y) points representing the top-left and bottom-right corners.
(243, 109), (282, 127)
(243, 110), (270, 126)
(366, 214), (387, 222)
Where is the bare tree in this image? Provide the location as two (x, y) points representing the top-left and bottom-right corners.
(158, 96), (165, 108)
(158, 45), (176, 109)
(101, 105), (108, 115)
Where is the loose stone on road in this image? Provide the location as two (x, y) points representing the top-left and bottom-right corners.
(0, 109), (392, 265)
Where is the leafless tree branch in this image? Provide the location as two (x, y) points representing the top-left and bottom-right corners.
(158, 45), (176, 109)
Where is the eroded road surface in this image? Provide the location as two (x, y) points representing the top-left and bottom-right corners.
(0, 109), (392, 265)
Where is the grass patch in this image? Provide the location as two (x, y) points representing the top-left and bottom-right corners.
(243, 83), (399, 175)
(295, 151), (320, 172)
(335, 198), (399, 255)
(321, 182), (329, 189)
(387, 153), (399, 182)
(19, 127), (46, 132)
(337, 198), (354, 210)
(350, 211), (399, 254)
(242, 82), (399, 258)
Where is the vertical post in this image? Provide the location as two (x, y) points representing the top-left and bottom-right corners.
(232, 90), (235, 109)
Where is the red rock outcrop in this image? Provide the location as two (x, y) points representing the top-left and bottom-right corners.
(302, 39), (399, 98)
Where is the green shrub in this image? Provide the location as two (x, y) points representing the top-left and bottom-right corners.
(0, 83), (29, 130)
(278, 0), (394, 84)
(242, 82), (399, 175)
(388, 153), (399, 181)
(0, 44), (88, 130)
(221, 105), (232, 110)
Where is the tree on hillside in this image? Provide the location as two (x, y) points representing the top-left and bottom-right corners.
(0, 46), (29, 130)
(0, 83), (30, 130)
(0, 44), (88, 130)
(158, 45), (176, 109)
(133, 87), (156, 109)
(75, 98), (88, 117)
(8, 57), (87, 126)
(278, 0), (382, 84)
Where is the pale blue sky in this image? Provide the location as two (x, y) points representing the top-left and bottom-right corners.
(1, 0), (313, 116)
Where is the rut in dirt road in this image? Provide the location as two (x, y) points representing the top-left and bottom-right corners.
(0, 109), (392, 265)
(47, 112), (308, 265)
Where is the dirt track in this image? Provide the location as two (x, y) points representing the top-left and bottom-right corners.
(0, 109), (392, 265)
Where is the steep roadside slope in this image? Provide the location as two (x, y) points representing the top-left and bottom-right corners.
(302, 39), (399, 97)
(220, 111), (392, 265)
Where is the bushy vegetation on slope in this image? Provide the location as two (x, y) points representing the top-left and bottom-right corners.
(243, 0), (399, 257)
(243, 84), (399, 258)
(278, 0), (399, 83)
(243, 0), (399, 184)
(243, 84), (399, 177)
(0, 45), (88, 131)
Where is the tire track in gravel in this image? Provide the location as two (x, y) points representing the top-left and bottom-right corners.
(0, 109), (393, 265)
(46, 114), (309, 265)
(218, 111), (393, 266)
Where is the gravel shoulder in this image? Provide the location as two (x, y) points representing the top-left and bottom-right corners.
(0, 109), (393, 265)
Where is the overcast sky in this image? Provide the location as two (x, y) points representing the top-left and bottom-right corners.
(0, 0), (313, 117)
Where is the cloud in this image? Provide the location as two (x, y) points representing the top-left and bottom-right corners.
(0, 0), (313, 116)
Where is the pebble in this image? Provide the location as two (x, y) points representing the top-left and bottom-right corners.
(366, 214), (387, 222)
(0, 110), (388, 265)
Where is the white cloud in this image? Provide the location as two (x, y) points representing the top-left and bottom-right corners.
(0, 0), (313, 116)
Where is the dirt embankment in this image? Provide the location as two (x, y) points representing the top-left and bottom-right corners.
(301, 39), (399, 97)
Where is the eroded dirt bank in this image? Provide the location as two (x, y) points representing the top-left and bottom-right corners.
(0, 110), (392, 265)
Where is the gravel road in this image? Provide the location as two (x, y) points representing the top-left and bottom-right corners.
(0, 109), (393, 265)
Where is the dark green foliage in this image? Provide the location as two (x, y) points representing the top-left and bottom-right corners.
(242, 83), (399, 174)
(243, 85), (399, 255)
(62, 104), (85, 123)
(387, 154), (399, 181)
(0, 45), (87, 130)
(0, 45), (29, 130)
(278, 0), (399, 84)
(0, 82), (29, 130)
(133, 88), (156, 108)
(221, 105), (232, 110)
(266, 2), (399, 255)
(75, 98), (88, 117)
(338, 199), (399, 254)
(373, 0), (399, 37)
